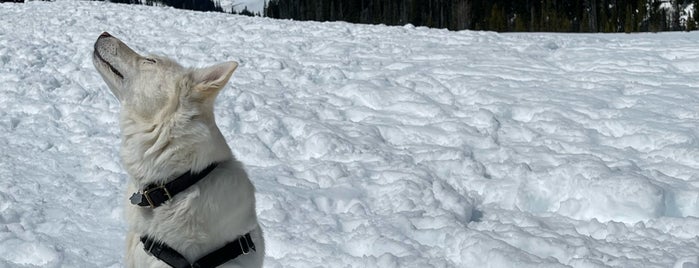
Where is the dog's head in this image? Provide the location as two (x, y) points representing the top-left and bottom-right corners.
(92, 32), (237, 123)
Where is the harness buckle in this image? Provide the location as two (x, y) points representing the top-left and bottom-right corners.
(144, 239), (163, 258)
(239, 235), (251, 255)
(143, 185), (172, 208)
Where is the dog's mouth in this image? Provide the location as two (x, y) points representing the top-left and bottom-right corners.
(93, 43), (124, 79)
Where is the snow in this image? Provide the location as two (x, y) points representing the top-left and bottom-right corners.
(1, 1), (699, 267)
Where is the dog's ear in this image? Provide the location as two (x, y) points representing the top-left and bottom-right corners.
(192, 61), (239, 95)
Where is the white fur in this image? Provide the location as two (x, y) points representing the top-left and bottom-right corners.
(92, 32), (264, 267)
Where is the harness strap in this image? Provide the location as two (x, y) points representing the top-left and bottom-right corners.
(130, 163), (218, 208)
(140, 236), (191, 268)
(141, 233), (255, 268)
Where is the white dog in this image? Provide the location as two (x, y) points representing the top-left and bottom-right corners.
(92, 32), (264, 268)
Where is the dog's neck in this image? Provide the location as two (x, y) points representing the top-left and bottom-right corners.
(118, 112), (232, 187)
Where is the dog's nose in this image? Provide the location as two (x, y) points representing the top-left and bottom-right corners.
(99, 32), (112, 38)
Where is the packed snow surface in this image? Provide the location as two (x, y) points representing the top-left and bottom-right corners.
(2, 1), (699, 267)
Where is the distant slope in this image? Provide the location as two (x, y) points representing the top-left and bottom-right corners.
(219, 0), (265, 13)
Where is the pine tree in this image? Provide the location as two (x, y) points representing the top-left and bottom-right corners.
(637, 0), (648, 32)
(687, 0), (699, 31)
(687, 17), (697, 31)
(451, 0), (470, 30)
(586, 0), (598, 32)
(488, 3), (507, 31)
(240, 6), (254, 16)
(625, 4), (634, 33)
(649, 0), (661, 32)
(514, 14), (527, 31)
(582, 7), (591, 32)
(671, 0), (681, 31)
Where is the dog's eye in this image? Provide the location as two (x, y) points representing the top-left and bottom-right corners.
(143, 58), (157, 64)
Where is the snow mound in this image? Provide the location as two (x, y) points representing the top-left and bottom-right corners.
(1, 1), (698, 267)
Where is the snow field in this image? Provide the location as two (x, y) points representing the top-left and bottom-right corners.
(1, 1), (699, 267)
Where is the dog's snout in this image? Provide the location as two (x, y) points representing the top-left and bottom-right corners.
(99, 32), (112, 38)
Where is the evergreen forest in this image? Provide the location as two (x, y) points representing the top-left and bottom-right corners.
(93, 0), (699, 32)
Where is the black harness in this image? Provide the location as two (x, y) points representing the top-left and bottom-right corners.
(141, 233), (255, 268)
(131, 162), (256, 268)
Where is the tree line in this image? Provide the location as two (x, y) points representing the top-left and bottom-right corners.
(94, 0), (699, 32)
(264, 0), (699, 32)
(103, 0), (223, 12)
(98, 0), (262, 16)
